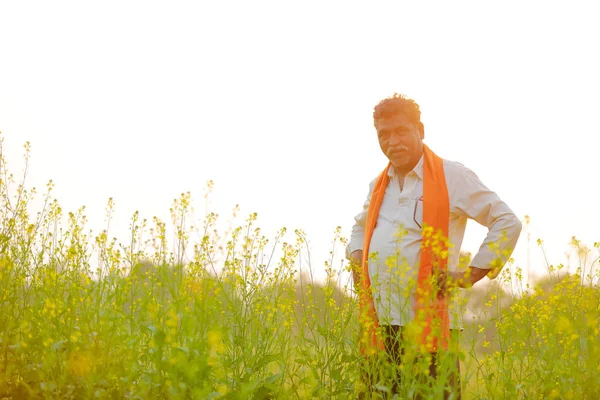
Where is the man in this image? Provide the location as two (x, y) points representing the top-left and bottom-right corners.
(347, 93), (522, 398)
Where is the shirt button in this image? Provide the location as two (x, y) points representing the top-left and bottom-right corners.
(399, 201), (404, 207)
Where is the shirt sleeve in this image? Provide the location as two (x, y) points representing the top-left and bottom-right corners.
(345, 178), (376, 260)
(451, 166), (523, 270)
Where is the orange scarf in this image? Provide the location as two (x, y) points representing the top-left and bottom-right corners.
(359, 144), (450, 355)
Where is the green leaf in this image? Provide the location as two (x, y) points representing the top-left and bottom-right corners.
(255, 353), (279, 369)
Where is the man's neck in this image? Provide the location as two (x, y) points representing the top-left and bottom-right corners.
(393, 166), (408, 180)
(392, 161), (417, 179)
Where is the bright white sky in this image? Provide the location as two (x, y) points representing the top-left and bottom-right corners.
(1, 1), (599, 285)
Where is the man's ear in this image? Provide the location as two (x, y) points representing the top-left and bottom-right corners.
(419, 122), (425, 139)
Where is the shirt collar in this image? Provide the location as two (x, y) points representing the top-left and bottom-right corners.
(387, 153), (424, 180)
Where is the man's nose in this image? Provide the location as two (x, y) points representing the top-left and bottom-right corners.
(389, 133), (402, 146)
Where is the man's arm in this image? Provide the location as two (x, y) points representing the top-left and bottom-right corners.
(442, 165), (523, 289)
(349, 250), (363, 291)
(346, 179), (375, 291)
(438, 265), (490, 291)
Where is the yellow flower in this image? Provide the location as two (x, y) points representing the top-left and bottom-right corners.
(549, 388), (560, 399)
(555, 316), (572, 334)
(218, 384), (229, 395)
(67, 351), (93, 377)
(207, 330), (225, 353)
(166, 309), (179, 328)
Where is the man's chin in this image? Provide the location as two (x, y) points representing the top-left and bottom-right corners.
(388, 156), (408, 168)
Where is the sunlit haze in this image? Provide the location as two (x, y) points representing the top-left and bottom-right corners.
(1, 1), (599, 285)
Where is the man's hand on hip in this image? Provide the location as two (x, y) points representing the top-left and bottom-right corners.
(436, 266), (489, 293)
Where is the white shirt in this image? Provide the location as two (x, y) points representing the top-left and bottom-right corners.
(347, 154), (522, 329)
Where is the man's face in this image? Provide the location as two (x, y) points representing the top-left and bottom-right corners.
(375, 114), (424, 172)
